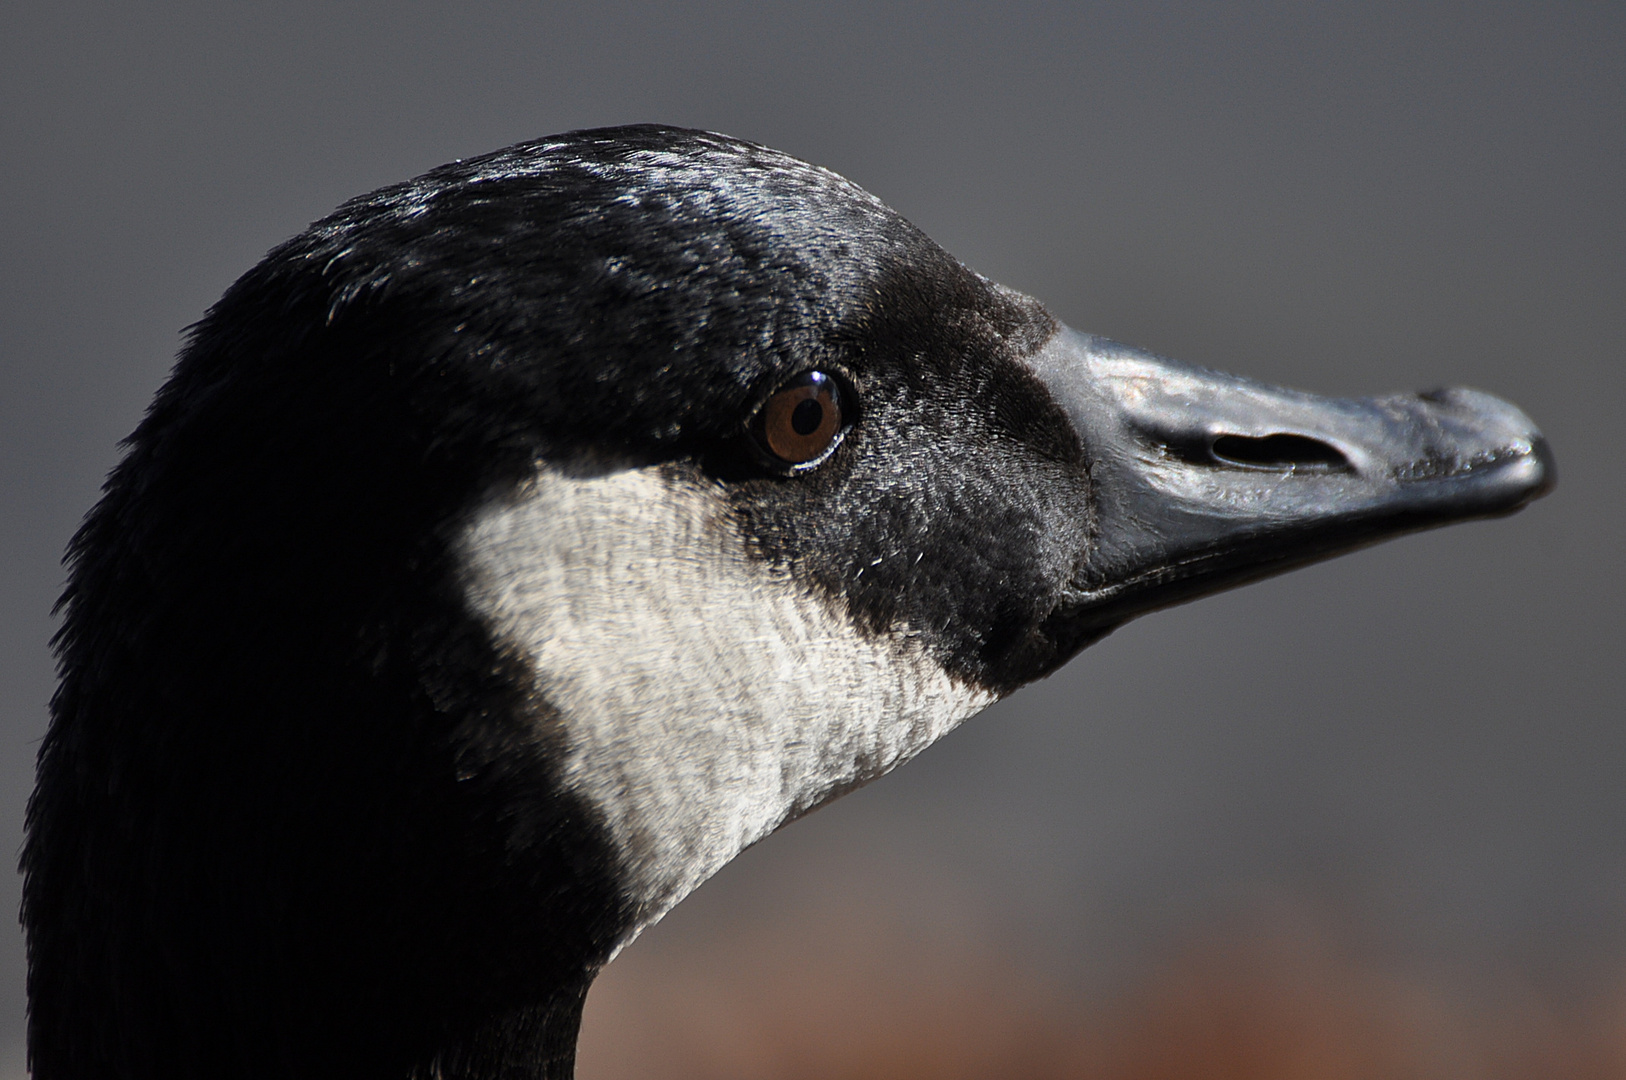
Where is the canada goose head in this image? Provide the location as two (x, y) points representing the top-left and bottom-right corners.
(23, 124), (1552, 1080)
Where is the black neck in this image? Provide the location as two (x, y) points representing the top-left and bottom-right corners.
(23, 386), (631, 1078)
(412, 985), (591, 1080)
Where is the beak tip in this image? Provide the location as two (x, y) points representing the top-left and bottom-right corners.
(1522, 432), (1558, 502)
(1415, 385), (1556, 510)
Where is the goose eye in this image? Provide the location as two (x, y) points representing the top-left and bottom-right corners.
(753, 370), (847, 468)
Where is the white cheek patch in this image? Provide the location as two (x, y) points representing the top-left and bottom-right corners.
(457, 464), (995, 933)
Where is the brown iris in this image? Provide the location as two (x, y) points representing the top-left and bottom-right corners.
(754, 370), (846, 467)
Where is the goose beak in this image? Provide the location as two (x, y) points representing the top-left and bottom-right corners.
(1028, 326), (1556, 640)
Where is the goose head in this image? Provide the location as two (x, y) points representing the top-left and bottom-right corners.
(23, 124), (1552, 1080)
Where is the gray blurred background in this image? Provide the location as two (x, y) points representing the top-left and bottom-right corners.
(3, 4), (1621, 1076)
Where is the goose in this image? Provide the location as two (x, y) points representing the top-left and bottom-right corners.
(23, 124), (1553, 1080)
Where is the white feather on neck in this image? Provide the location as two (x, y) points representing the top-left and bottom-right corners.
(457, 463), (994, 936)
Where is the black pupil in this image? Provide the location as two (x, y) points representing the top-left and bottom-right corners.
(791, 397), (824, 436)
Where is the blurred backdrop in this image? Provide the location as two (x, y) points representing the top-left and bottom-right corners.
(3, 4), (1622, 1077)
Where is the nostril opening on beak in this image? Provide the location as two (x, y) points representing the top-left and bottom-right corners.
(1209, 433), (1350, 472)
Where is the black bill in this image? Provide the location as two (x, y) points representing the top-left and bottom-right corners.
(1029, 326), (1555, 639)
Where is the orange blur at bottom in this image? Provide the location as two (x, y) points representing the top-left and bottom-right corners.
(579, 907), (1626, 1080)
